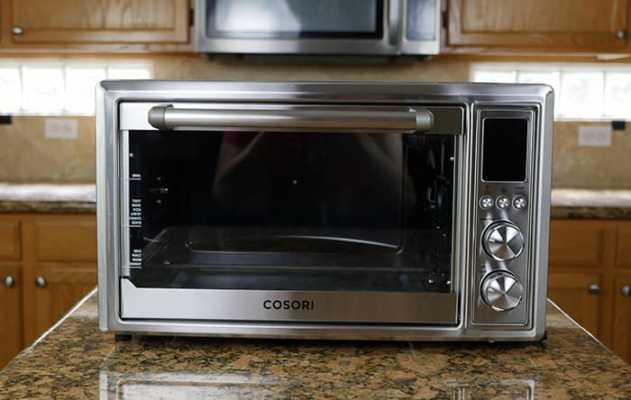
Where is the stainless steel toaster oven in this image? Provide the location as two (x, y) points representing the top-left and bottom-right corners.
(97, 81), (553, 341)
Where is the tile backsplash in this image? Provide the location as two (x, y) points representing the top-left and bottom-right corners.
(1, 54), (629, 189)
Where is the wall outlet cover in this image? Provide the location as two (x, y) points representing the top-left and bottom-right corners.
(578, 125), (612, 147)
(45, 119), (79, 140)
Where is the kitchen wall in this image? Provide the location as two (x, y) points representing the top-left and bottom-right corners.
(1, 54), (630, 188)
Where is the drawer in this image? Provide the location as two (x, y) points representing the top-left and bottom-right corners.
(549, 220), (611, 268)
(0, 219), (21, 261)
(34, 217), (97, 262)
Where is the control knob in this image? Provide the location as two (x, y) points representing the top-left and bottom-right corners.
(483, 221), (524, 261)
(481, 271), (524, 312)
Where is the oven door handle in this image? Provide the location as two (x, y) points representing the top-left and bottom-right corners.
(147, 105), (435, 133)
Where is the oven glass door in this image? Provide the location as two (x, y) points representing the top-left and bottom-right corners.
(206, 0), (383, 39)
(121, 104), (457, 324)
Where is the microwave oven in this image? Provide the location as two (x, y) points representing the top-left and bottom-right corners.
(97, 81), (553, 341)
(194, 0), (441, 55)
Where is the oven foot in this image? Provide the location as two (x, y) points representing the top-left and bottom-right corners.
(115, 334), (133, 342)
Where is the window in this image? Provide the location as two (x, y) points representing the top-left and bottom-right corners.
(0, 60), (152, 116)
(471, 63), (631, 121)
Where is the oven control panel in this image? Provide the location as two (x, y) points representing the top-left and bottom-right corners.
(472, 108), (534, 327)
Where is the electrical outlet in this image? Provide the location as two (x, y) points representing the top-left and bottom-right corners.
(578, 125), (612, 147)
(45, 119), (78, 140)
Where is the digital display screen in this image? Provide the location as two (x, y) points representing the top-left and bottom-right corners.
(482, 118), (528, 182)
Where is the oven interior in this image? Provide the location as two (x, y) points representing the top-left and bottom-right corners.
(125, 130), (455, 293)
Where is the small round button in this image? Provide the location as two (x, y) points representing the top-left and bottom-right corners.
(479, 195), (494, 209)
(513, 196), (527, 210)
(496, 196), (510, 209)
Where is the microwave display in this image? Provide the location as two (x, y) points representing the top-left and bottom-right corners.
(126, 130), (455, 293)
(207, 0), (382, 39)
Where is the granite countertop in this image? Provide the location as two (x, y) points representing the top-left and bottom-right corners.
(550, 189), (631, 219)
(0, 183), (96, 213)
(0, 291), (630, 399)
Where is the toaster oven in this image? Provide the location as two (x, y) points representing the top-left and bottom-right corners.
(97, 81), (553, 341)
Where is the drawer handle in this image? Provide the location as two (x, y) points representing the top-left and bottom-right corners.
(622, 285), (631, 297)
(588, 283), (601, 294)
(35, 276), (47, 288)
(3, 276), (15, 288)
(11, 26), (24, 36)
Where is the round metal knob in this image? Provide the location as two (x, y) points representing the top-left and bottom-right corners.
(616, 29), (627, 40)
(588, 283), (601, 295)
(35, 276), (47, 288)
(481, 271), (524, 312)
(483, 222), (524, 261)
(622, 285), (631, 297)
(3, 276), (15, 288)
(12, 26), (24, 36)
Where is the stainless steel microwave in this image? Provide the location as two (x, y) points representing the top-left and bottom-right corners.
(194, 0), (441, 55)
(97, 81), (553, 341)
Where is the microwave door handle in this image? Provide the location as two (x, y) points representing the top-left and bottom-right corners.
(147, 105), (435, 133)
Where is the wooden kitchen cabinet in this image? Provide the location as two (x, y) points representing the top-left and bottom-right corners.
(21, 215), (97, 344)
(0, 0), (189, 49)
(0, 266), (22, 369)
(447, 0), (630, 51)
(612, 275), (631, 363)
(0, 213), (96, 368)
(548, 219), (617, 347)
(548, 271), (603, 336)
(615, 224), (631, 269)
(549, 220), (612, 269)
(28, 266), (96, 343)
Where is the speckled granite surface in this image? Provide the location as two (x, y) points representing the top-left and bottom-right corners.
(550, 206), (631, 219)
(0, 183), (96, 214)
(0, 200), (96, 214)
(551, 189), (631, 219)
(0, 292), (629, 399)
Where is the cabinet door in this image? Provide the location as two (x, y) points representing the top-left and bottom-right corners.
(548, 272), (602, 336)
(7, 0), (188, 44)
(615, 223), (631, 269)
(28, 266), (96, 343)
(21, 215), (98, 345)
(0, 266), (22, 369)
(613, 275), (631, 363)
(0, 218), (21, 261)
(448, 0), (630, 51)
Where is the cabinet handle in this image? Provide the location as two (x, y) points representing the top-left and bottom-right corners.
(588, 283), (601, 294)
(11, 26), (24, 36)
(622, 285), (631, 297)
(616, 29), (628, 40)
(3, 276), (15, 288)
(35, 276), (47, 288)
